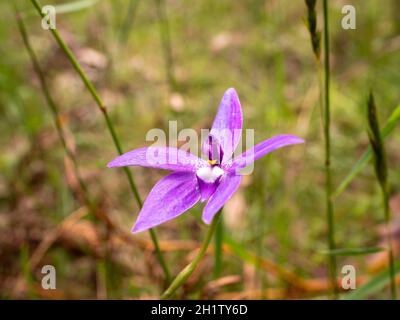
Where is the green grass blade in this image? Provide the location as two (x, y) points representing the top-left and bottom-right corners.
(223, 234), (254, 264)
(320, 247), (385, 256)
(223, 234), (304, 289)
(51, 0), (100, 14)
(333, 103), (400, 198)
(26, 0), (101, 16)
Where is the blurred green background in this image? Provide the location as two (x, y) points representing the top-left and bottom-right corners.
(0, 0), (399, 299)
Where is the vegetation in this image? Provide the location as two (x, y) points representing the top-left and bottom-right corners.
(0, 0), (399, 299)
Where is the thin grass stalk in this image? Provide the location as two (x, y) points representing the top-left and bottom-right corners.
(333, 103), (400, 198)
(19, 246), (36, 299)
(304, 0), (324, 124)
(382, 188), (397, 299)
(322, 0), (338, 298)
(367, 92), (397, 299)
(15, 7), (114, 296)
(161, 210), (222, 299)
(96, 259), (108, 299)
(15, 8), (92, 213)
(256, 194), (268, 299)
(154, 0), (177, 91)
(30, 0), (171, 284)
(119, 0), (141, 43)
(305, 0), (337, 298)
(305, 0), (321, 61)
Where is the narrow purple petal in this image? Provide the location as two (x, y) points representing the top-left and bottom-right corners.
(107, 147), (206, 172)
(230, 134), (304, 171)
(202, 88), (243, 163)
(132, 172), (200, 233)
(202, 174), (242, 224)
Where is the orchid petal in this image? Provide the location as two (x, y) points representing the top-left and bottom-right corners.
(202, 174), (242, 224)
(197, 178), (219, 202)
(107, 147), (206, 172)
(203, 88), (242, 163)
(230, 134), (304, 171)
(132, 172), (200, 233)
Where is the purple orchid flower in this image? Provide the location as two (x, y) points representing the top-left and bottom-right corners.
(107, 88), (304, 233)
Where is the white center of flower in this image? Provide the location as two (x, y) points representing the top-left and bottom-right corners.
(196, 166), (224, 183)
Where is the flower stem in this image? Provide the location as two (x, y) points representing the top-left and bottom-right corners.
(30, 0), (170, 284)
(322, 0), (338, 298)
(161, 211), (222, 299)
(214, 216), (223, 278)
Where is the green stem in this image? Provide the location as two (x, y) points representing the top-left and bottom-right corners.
(161, 211), (222, 299)
(382, 185), (397, 299)
(322, 0), (338, 299)
(214, 216), (223, 278)
(30, 0), (170, 284)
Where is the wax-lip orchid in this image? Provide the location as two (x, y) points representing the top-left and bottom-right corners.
(107, 88), (304, 233)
